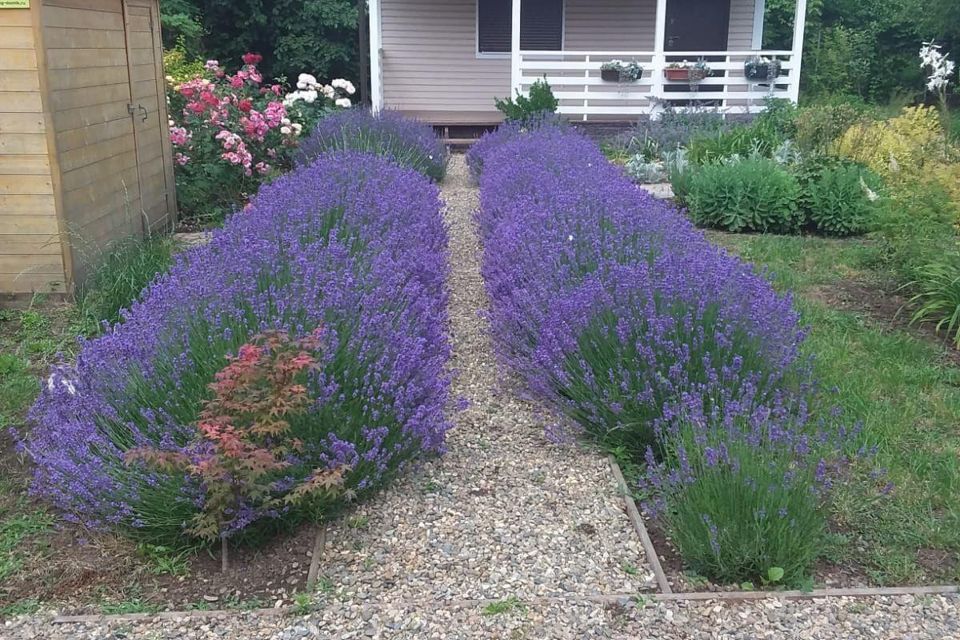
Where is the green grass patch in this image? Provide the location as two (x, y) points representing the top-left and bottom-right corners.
(714, 232), (960, 585)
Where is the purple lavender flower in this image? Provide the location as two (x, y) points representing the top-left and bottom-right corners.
(19, 150), (452, 541)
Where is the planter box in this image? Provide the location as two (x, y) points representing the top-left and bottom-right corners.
(664, 68), (690, 82)
(601, 68), (621, 82)
(601, 68), (642, 82)
(744, 60), (782, 81)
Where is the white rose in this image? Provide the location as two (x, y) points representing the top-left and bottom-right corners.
(280, 125), (292, 135)
(298, 73), (318, 89)
(302, 90), (318, 104)
(281, 117), (291, 125)
(344, 81), (356, 95)
(322, 85), (335, 99)
(292, 123), (303, 135)
(335, 98), (351, 108)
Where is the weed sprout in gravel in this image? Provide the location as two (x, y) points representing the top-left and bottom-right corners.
(472, 124), (871, 585)
(17, 150), (451, 546)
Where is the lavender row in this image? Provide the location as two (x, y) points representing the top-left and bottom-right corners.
(19, 151), (451, 542)
(472, 124), (855, 583)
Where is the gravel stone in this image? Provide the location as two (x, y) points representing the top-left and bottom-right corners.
(5, 155), (958, 639)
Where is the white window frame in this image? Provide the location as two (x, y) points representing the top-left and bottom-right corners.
(476, 0), (566, 59)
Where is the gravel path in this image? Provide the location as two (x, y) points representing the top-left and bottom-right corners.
(5, 156), (958, 639)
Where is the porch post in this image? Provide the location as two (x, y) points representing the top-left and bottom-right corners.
(651, 0), (668, 117)
(369, 0), (383, 112)
(788, 0), (807, 103)
(511, 0), (522, 96)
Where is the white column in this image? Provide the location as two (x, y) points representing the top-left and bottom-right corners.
(651, 0), (668, 117)
(788, 0), (807, 103)
(752, 0), (766, 50)
(369, 0), (383, 111)
(511, 0), (522, 96)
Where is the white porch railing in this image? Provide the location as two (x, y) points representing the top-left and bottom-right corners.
(517, 50), (797, 120)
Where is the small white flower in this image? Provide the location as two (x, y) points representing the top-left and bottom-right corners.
(292, 123), (303, 135)
(568, 235), (574, 242)
(297, 73), (318, 90)
(322, 85), (336, 99)
(281, 117), (291, 126)
(280, 125), (292, 135)
(63, 380), (76, 395)
(302, 90), (318, 104)
(335, 97), (352, 108)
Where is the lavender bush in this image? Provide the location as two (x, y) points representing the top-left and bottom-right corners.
(19, 152), (451, 544)
(475, 125), (856, 584)
(297, 109), (448, 180)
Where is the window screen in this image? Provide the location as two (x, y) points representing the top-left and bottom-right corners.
(478, 0), (563, 54)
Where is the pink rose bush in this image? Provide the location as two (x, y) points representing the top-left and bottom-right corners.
(168, 53), (356, 225)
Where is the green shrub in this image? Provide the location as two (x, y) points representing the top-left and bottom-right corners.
(687, 116), (787, 165)
(908, 255), (960, 348)
(798, 159), (882, 236)
(684, 159), (802, 233)
(495, 78), (558, 122)
(793, 102), (871, 154)
(874, 181), (959, 281)
(76, 235), (174, 330)
(652, 418), (827, 586)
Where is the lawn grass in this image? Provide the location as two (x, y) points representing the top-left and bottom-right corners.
(713, 232), (960, 585)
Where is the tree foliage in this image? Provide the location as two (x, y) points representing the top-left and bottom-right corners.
(160, 0), (360, 83)
(764, 0), (960, 103)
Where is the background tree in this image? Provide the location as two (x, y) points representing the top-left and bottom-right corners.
(160, 0), (360, 83)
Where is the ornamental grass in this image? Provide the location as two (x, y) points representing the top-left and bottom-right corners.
(473, 124), (858, 584)
(19, 151), (451, 545)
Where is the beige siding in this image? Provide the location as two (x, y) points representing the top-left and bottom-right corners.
(0, 7), (66, 295)
(727, 0), (757, 50)
(380, 0), (510, 117)
(564, 0), (657, 51)
(380, 0), (758, 119)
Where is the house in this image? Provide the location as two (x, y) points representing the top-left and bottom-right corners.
(0, 0), (176, 297)
(367, 0), (808, 124)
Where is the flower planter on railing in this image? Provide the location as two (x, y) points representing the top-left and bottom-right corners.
(600, 61), (643, 83)
(744, 58), (782, 82)
(664, 67), (709, 82)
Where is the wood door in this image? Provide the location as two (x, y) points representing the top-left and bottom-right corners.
(665, 0), (731, 52)
(663, 0), (730, 98)
(122, 0), (175, 234)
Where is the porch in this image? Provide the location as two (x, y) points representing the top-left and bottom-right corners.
(369, 0), (809, 123)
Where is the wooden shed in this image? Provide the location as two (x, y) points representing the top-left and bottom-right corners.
(0, 0), (176, 297)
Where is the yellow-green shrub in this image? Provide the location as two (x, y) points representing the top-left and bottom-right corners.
(834, 106), (947, 185)
(163, 44), (205, 86)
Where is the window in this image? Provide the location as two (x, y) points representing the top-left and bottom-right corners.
(477, 0), (563, 55)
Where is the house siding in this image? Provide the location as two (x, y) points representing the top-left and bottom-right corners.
(564, 0), (657, 51)
(379, 0), (758, 119)
(380, 0), (510, 117)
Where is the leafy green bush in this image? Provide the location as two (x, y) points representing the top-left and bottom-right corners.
(908, 256), (960, 348)
(684, 158), (802, 233)
(607, 108), (729, 161)
(793, 102), (871, 154)
(798, 159), (882, 236)
(495, 78), (559, 122)
(686, 120), (787, 165)
(874, 181), (959, 281)
(76, 235), (174, 330)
